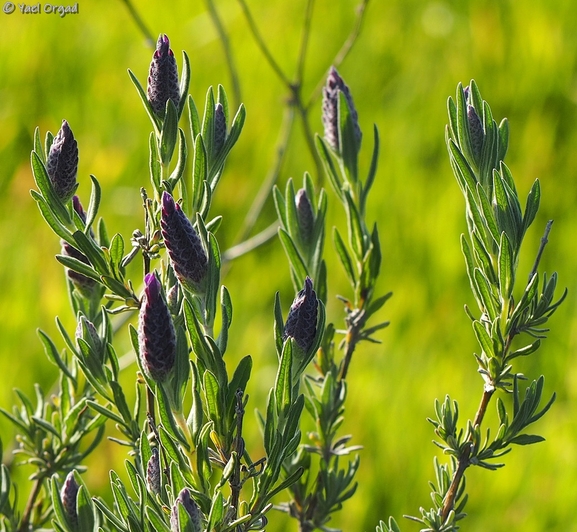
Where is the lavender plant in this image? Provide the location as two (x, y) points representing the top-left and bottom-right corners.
(0, 34), (387, 532)
(379, 81), (566, 532)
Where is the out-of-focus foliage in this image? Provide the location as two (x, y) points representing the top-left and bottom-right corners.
(0, 1), (576, 531)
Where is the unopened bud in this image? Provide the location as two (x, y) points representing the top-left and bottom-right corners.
(60, 471), (80, 528)
(295, 188), (315, 246)
(47, 120), (78, 203)
(146, 447), (161, 495)
(138, 273), (176, 382)
(467, 104), (484, 162)
(147, 34), (180, 119)
(283, 277), (318, 353)
(321, 66), (362, 153)
(61, 239), (98, 297)
(170, 488), (203, 532)
(161, 192), (208, 294)
(75, 315), (103, 359)
(213, 103), (226, 156)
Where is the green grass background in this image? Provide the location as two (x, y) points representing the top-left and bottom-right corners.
(1, 0), (576, 530)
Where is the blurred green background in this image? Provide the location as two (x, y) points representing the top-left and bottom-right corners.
(1, 0), (576, 530)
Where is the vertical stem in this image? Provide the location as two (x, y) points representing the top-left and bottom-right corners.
(441, 387), (495, 520)
(18, 477), (44, 532)
(205, 0), (242, 108)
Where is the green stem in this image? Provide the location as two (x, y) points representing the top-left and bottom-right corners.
(18, 477), (44, 532)
(441, 387), (494, 521)
(306, 0), (370, 108)
(236, 0), (291, 86)
(119, 0), (155, 47)
(205, 0), (242, 108)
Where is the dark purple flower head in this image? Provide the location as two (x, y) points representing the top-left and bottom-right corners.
(146, 447), (161, 495)
(138, 273), (176, 383)
(322, 66), (362, 153)
(170, 488), (203, 532)
(148, 34), (180, 119)
(295, 188), (315, 246)
(61, 471), (80, 528)
(213, 103), (227, 156)
(161, 192), (208, 294)
(283, 277), (319, 353)
(47, 120), (78, 203)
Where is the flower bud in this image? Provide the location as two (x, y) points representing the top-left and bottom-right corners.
(75, 315), (103, 358)
(467, 104), (484, 162)
(47, 120), (78, 203)
(146, 447), (161, 495)
(295, 188), (315, 246)
(213, 103), (227, 156)
(170, 488), (203, 532)
(148, 34), (180, 119)
(161, 192), (208, 294)
(283, 277), (318, 353)
(60, 471), (80, 528)
(138, 273), (176, 383)
(321, 66), (362, 153)
(61, 239), (98, 297)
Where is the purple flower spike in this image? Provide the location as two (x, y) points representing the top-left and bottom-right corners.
(283, 277), (319, 353)
(322, 66), (362, 153)
(47, 120), (78, 203)
(161, 192), (208, 295)
(138, 273), (176, 383)
(61, 471), (80, 528)
(147, 34), (180, 119)
(170, 488), (203, 532)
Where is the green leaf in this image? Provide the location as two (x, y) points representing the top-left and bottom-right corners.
(216, 286), (233, 355)
(203, 370), (222, 428)
(109, 233), (125, 279)
(30, 190), (74, 243)
(157, 383), (188, 448)
(191, 135), (207, 213)
(275, 340), (293, 416)
(85, 174), (101, 233)
(523, 179), (540, 234)
(178, 51), (191, 120)
(508, 434), (545, 446)
(316, 134), (343, 200)
(37, 329), (76, 383)
(76, 485), (95, 532)
(168, 129), (188, 190)
(227, 356), (252, 417)
(188, 94), (201, 141)
(149, 131), (162, 194)
(128, 68), (161, 135)
(278, 228), (308, 287)
(447, 139), (477, 194)
(498, 232), (514, 301)
(338, 90), (359, 183)
(208, 103), (246, 185)
(31, 151), (72, 225)
(160, 99), (179, 165)
(473, 320), (495, 358)
(360, 124), (380, 214)
(73, 230), (109, 274)
(343, 190), (364, 260)
(333, 227), (357, 286)
(473, 267), (499, 321)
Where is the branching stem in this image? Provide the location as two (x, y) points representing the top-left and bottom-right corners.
(529, 220), (553, 283)
(441, 387), (494, 520)
(18, 477), (44, 532)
